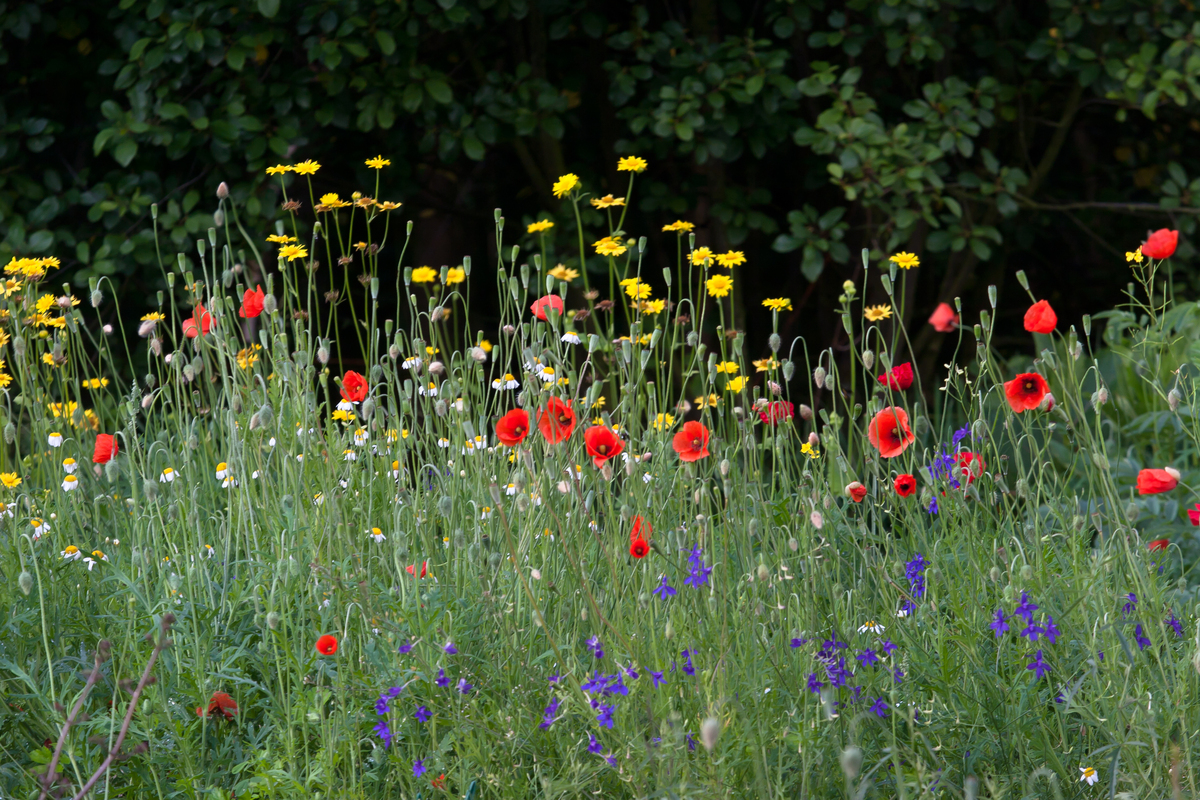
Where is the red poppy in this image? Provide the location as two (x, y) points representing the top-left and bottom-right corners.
(630, 536), (650, 558)
(530, 294), (564, 321)
(240, 285), (265, 318)
(406, 561), (428, 578)
(867, 407), (915, 459)
(93, 433), (119, 464)
(340, 371), (368, 403)
(1189, 504), (1200, 526)
(196, 691), (238, 719)
(1148, 538), (1170, 552)
(495, 409), (530, 446)
(671, 420), (710, 462)
(1137, 467), (1179, 495)
(1004, 372), (1049, 413)
(630, 515), (652, 542)
(956, 452), (985, 486)
(315, 634), (338, 655)
(1023, 300), (1057, 334)
(928, 303), (959, 333)
(182, 302), (213, 338)
(894, 474), (916, 497)
(846, 482), (867, 503)
(584, 425), (624, 467)
(537, 397), (576, 444)
(877, 362), (914, 391)
(1141, 228), (1178, 260)
(431, 775), (447, 790)
(759, 400), (793, 425)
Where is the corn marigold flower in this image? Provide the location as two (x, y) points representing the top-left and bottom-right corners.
(527, 219), (554, 233)
(590, 194), (625, 208)
(593, 236), (627, 257)
(705, 274), (733, 298)
(928, 302), (958, 332)
(1023, 299), (1057, 334)
(725, 376), (746, 392)
(1137, 467), (1179, 495)
(878, 362), (914, 391)
(0, 472), (19, 489)
(93, 433), (118, 464)
(266, 234), (296, 244)
(365, 155), (391, 169)
(867, 407), (915, 458)
(552, 173), (580, 198)
(411, 266), (437, 283)
(889, 252), (920, 269)
(715, 251), (746, 268)
(548, 266), (578, 283)
(495, 409), (530, 447)
(894, 474), (916, 497)
(864, 304), (892, 321)
(444, 266), (466, 285)
(537, 397), (576, 444)
(662, 220), (694, 233)
(1141, 228), (1178, 259)
(341, 370), (368, 403)
(617, 155), (648, 172)
(316, 634), (338, 655)
(530, 294), (564, 321)
(265, 164), (292, 176)
(584, 425), (624, 467)
(278, 244), (309, 262)
(1004, 372), (1049, 413)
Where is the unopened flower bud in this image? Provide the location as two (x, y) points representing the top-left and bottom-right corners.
(788, 537), (799, 551)
(797, 404), (813, 421)
(90, 289), (103, 308)
(138, 319), (158, 337)
(861, 350), (874, 370)
(263, 293), (277, 313)
(105, 460), (120, 482)
(810, 510), (824, 529)
(1071, 341), (1082, 360)
(767, 380), (781, 395)
(212, 209), (225, 227)
(1019, 564), (1033, 581)
(470, 346), (488, 362)
(808, 431), (819, 447)
(434, 399), (448, 417)
(429, 361), (445, 375)
(1092, 387), (1108, 408)
(768, 333), (781, 353)
(1039, 393), (1055, 412)
(1169, 388), (1182, 411)
(701, 717), (721, 751)
(216, 181), (229, 199)
(12, 337), (25, 357)
(18, 570), (33, 596)
(142, 478), (159, 501)
(103, 324), (113, 335)
(317, 346), (329, 365)
(813, 366), (826, 388)
(756, 563), (770, 582)
(141, 394), (153, 409)
(1125, 502), (1139, 523)
(989, 566), (1001, 582)
(502, 324), (516, 336)
(840, 746), (863, 779)
(664, 621), (674, 640)
(3, 423), (13, 444)
(719, 459), (730, 477)
(266, 611), (281, 630)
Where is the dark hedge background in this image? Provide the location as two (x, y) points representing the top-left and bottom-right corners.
(2, 0), (1199, 382)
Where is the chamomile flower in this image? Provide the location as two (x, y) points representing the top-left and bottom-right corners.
(437, 437), (450, 449)
(61, 544), (82, 561)
(62, 458), (77, 474)
(451, 397), (465, 412)
(561, 331), (581, 345)
(464, 435), (487, 453)
(222, 476), (238, 489)
(215, 462), (229, 479)
(1079, 767), (1098, 786)
(418, 382), (438, 397)
(493, 374), (520, 390)
(343, 449), (357, 462)
(505, 483), (518, 495)
(538, 366), (557, 383)
(32, 518), (50, 537)
(859, 620), (886, 635)
(369, 527), (386, 544)
(202, 544), (215, 558)
(47, 432), (63, 447)
(391, 460), (401, 479)
(480, 507), (493, 520)
(62, 474), (78, 492)
(337, 400), (357, 412)
(402, 355), (422, 370)
(313, 493), (325, 506)
(353, 428), (368, 446)
(160, 467), (176, 483)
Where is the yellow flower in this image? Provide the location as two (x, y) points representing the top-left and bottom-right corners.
(548, 265), (579, 282)
(446, 267), (466, 285)
(801, 441), (820, 459)
(0, 472), (20, 488)
(292, 160), (321, 175)
(864, 304), (893, 321)
(42, 257), (59, 270)
(527, 219), (555, 234)
(354, 196), (375, 208)
(0, 371), (11, 389)
(236, 344), (262, 370)
(279, 244), (309, 262)
(83, 378), (109, 389)
(365, 155), (391, 169)
(622, 278), (652, 300)
(552, 173), (580, 198)
(591, 396), (606, 409)
(35, 294), (56, 314)
(332, 409), (356, 423)
(726, 376), (747, 392)
(1125, 247), (1143, 264)
(636, 298), (666, 314)
(690, 247), (714, 265)
(715, 251), (746, 268)
(753, 357), (779, 372)
(376, 201), (402, 211)
(715, 361), (739, 374)
(593, 236), (628, 257)
(479, 339), (493, 353)
(319, 192), (350, 208)
(411, 266), (438, 284)
(590, 194), (626, 208)
(662, 220), (695, 233)
(762, 297), (792, 312)
(694, 393), (719, 408)
(42, 353), (59, 367)
(267, 234), (297, 244)
(1, 278), (21, 298)
(705, 274), (733, 298)
(265, 164), (292, 175)
(651, 413), (675, 430)
(617, 156), (648, 173)
(141, 312), (165, 322)
(889, 252), (920, 269)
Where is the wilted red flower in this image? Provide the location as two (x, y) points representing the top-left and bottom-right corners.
(759, 400), (793, 425)
(196, 691), (238, 719)
(956, 452), (985, 486)
(537, 397), (576, 443)
(877, 362), (914, 391)
(867, 407), (915, 459)
(584, 425), (624, 467)
(93, 433), (119, 464)
(1148, 538), (1170, 552)
(182, 302), (213, 338)
(1023, 300), (1057, 334)
(240, 285), (265, 318)
(431, 774), (447, 790)
(406, 561), (428, 578)
(495, 409), (530, 447)
(672, 420), (710, 462)
(1141, 228), (1178, 260)
(894, 474), (916, 497)
(315, 634), (338, 655)
(530, 294), (564, 321)
(928, 302), (959, 332)
(341, 370), (368, 403)
(1004, 372), (1049, 413)
(846, 482), (867, 503)
(1137, 467), (1179, 495)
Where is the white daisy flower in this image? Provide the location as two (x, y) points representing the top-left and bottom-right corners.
(1079, 767), (1098, 786)
(492, 374), (519, 390)
(0, 502), (13, 518)
(62, 458), (78, 474)
(268, 437), (277, 447)
(437, 437), (450, 449)
(391, 460), (401, 479)
(313, 493), (324, 506)
(368, 528), (386, 544)
(159, 467), (176, 483)
(222, 477), (238, 489)
(32, 518), (50, 537)
(343, 449), (357, 462)
(48, 432), (63, 447)
(561, 332), (581, 345)
(538, 366), (557, 383)
(215, 462), (229, 479)
(451, 397), (465, 411)
(642, 472), (653, 484)
(402, 356), (422, 369)
(354, 428), (368, 446)
(480, 507), (492, 520)
(418, 382), (438, 397)
(858, 620), (885, 635)
(251, 470), (260, 479)
(336, 399), (357, 412)
(202, 544), (215, 558)
(505, 483), (518, 495)
(61, 545), (82, 561)
(62, 475), (78, 492)
(83, 557), (98, 571)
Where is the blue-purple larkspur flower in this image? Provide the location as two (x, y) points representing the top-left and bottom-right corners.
(374, 720), (392, 748)
(374, 693), (391, 715)
(1026, 649), (1049, 680)
(585, 636), (604, 659)
(990, 608), (1009, 637)
(1014, 592), (1038, 623)
(623, 664), (639, 680)
(806, 673), (824, 693)
(1043, 616), (1060, 644)
(605, 673), (629, 696)
(868, 697), (889, 718)
(653, 574), (677, 600)
(649, 670), (665, 688)
(927, 497), (939, 514)
(856, 649), (880, 668)
(414, 705), (430, 722)
(791, 637), (810, 648)
(413, 759), (426, 778)
(681, 649), (695, 676)
(435, 668), (450, 687)
(539, 696), (560, 729)
(893, 667), (904, 684)
(1134, 623), (1151, 651)
(398, 640), (414, 655)
(1168, 613), (1184, 638)
(443, 641), (458, 655)
(881, 639), (898, 655)
(456, 678), (472, 695)
(1019, 621), (1044, 642)
(548, 673), (560, 685)
(581, 671), (609, 694)
(595, 703), (615, 728)
(1122, 592), (1138, 615)
(587, 733), (603, 754)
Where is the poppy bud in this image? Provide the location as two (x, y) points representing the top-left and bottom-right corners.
(756, 563), (770, 582)
(429, 361), (445, 375)
(213, 209), (225, 227)
(823, 372), (835, 390)
(216, 181), (229, 199)
(1169, 388), (1182, 411)
(808, 432), (819, 447)
(798, 404), (813, 421)
(1125, 503), (1139, 523)
(1071, 341), (1082, 360)
(788, 537), (798, 551)
(12, 337), (24, 357)
(502, 324), (516, 335)
(1192, 650), (1200, 676)
(91, 290), (103, 308)
(138, 319), (157, 337)
(317, 346), (329, 365)
(103, 324), (112, 334)
(862, 350), (874, 370)
(664, 621), (674, 640)
(434, 399), (447, 417)
(813, 366), (826, 388)
(1092, 387), (1108, 408)
(18, 570), (33, 596)
(768, 333), (781, 353)
(143, 479), (158, 501)
(1019, 565), (1033, 580)
(989, 566), (1001, 582)
(437, 496), (453, 517)
(263, 293), (277, 314)
(470, 346), (487, 362)
(810, 510), (824, 529)
(3, 423), (13, 444)
(719, 459), (730, 477)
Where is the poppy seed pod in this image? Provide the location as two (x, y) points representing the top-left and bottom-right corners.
(18, 570), (33, 596)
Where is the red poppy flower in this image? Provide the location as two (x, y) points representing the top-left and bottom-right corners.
(340, 371), (368, 403)
(672, 420), (711, 462)
(1023, 300), (1057, 334)
(495, 409), (530, 446)
(182, 302), (213, 338)
(1141, 228), (1178, 260)
(406, 561), (428, 578)
(630, 515), (652, 542)
(1004, 372), (1049, 413)
(1189, 504), (1200, 526)
(1137, 467), (1179, 495)
(928, 303), (959, 333)
(315, 634), (338, 655)
(877, 362), (914, 391)
(584, 425), (624, 467)
(956, 452), (985, 486)
(240, 285), (265, 318)
(894, 474), (916, 497)
(867, 407), (915, 459)
(759, 400), (793, 425)
(431, 775), (447, 790)
(846, 481), (867, 503)
(93, 433), (118, 464)
(196, 691), (238, 719)
(630, 537), (650, 558)
(537, 397), (576, 443)
(530, 294), (564, 321)
(1148, 538), (1170, 552)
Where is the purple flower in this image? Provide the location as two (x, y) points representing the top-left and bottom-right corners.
(435, 669), (450, 687)
(790, 637), (809, 648)
(1043, 616), (1060, 644)
(387, 686), (403, 698)
(374, 720), (392, 748)
(652, 575), (677, 600)
(1019, 621), (1044, 642)
(623, 664), (639, 680)
(881, 639), (898, 655)
(825, 656), (853, 688)
(684, 544), (712, 588)
(1168, 614), (1184, 638)
(990, 608), (1009, 637)
(856, 649), (880, 668)
(413, 759), (426, 778)
(414, 705), (430, 722)
(548, 673), (560, 685)
(443, 641), (458, 655)
(952, 425), (970, 445)
(374, 694), (391, 715)
(456, 678), (472, 695)
(1014, 592), (1038, 623)
(1026, 649), (1049, 680)
(539, 697), (560, 729)
(398, 641), (414, 655)
(605, 673), (629, 696)
(595, 703), (615, 728)
(892, 667), (905, 684)
(905, 554), (929, 599)
(806, 673), (823, 694)
(649, 670), (665, 688)
(585, 636), (604, 659)
(605, 753), (617, 767)
(1134, 624), (1151, 651)
(686, 732), (696, 751)
(1122, 593), (1138, 615)
(681, 649), (695, 676)
(581, 671), (609, 694)
(926, 497), (939, 514)
(868, 697), (888, 718)
(587, 733), (603, 754)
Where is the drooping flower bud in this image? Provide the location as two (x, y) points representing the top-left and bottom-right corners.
(813, 366), (826, 388)
(216, 181), (229, 199)
(18, 570), (33, 596)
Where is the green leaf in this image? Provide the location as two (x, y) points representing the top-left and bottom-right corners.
(257, 0), (281, 17)
(462, 133), (485, 161)
(674, 122), (693, 141)
(226, 46), (247, 72)
(425, 79), (453, 104)
(745, 74), (764, 96)
(801, 245), (824, 282)
(28, 230), (54, 252)
(92, 128), (117, 156)
(129, 37), (153, 60)
(113, 138), (138, 167)
(185, 30), (204, 52)
(375, 30), (396, 56)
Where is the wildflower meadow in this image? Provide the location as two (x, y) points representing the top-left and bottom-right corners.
(1, 157), (1199, 800)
